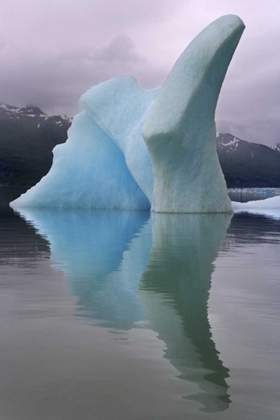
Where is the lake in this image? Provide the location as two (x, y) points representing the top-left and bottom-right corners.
(0, 206), (279, 419)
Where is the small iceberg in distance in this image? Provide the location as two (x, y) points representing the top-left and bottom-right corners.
(232, 195), (280, 219)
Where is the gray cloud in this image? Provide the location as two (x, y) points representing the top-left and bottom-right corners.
(216, 22), (280, 145)
(0, 33), (165, 116)
(94, 35), (144, 63)
(0, 0), (280, 145)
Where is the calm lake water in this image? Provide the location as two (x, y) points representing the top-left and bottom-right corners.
(0, 206), (279, 419)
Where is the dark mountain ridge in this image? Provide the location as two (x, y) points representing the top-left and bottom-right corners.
(0, 103), (71, 188)
(217, 132), (280, 188)
(0, 103), (279, 204)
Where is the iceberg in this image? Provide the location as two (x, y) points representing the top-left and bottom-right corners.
(12, 15), (245, 213)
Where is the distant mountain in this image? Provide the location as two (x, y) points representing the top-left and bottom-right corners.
(1, 103), (280, 203)
(217, 132), (280, 188)
(0, 103), (71, 191)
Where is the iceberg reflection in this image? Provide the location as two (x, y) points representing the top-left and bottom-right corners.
(17, 208), (231, 412)
(139, 213), (232, 412)
(18, 209), (150, 329)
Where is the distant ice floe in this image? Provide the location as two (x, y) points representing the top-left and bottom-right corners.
(232, 196), (280, 219)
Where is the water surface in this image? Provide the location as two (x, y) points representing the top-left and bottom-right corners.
(0, 207), (279, 419)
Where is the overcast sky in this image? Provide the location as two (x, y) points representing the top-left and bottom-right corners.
(0, 0), (279, 146)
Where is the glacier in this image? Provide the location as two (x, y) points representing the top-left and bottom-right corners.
(12, 15), (245, 213)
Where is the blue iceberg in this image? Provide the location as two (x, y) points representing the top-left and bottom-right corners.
(12, 15), (245, 213)
(12, 111), (150, 209)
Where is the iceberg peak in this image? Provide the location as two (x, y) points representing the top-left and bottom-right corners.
(143, 15), (245, 213)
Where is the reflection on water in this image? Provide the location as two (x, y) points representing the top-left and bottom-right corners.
(18, 209), (151, 329)
(0, 206), (49, 263)
(18, 207), (232, 413)
(226, 212), (280, 245)
(1, 206), (280, 419)
(140, 214), (231, 412)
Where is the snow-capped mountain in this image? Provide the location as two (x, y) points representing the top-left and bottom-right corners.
(0, 103), (72, 125)
(216, 132), (280, 188)
(0, 103), (71, 192)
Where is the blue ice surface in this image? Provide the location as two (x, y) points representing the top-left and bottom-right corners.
(12, 111), (150, 209)
(80, 77), (159, 202)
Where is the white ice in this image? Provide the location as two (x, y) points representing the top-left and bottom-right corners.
(232, 196), (280, 219)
